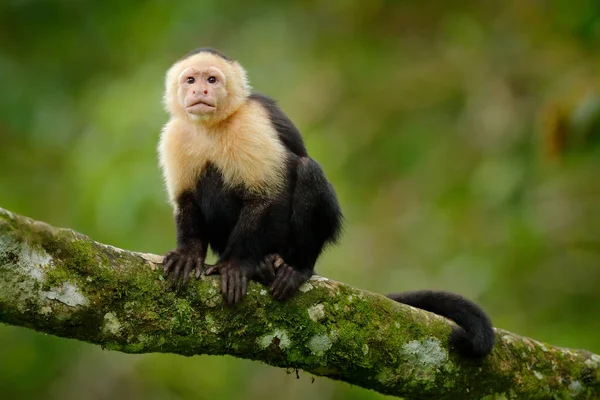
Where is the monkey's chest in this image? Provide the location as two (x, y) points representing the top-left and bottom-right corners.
(196, 131), (287, 195)
(195, 163), (244, 223)
(194, 164), (243, 250)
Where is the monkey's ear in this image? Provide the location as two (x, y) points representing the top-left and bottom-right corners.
(230, 61), (252, 98)
(163, 62), (186, 117)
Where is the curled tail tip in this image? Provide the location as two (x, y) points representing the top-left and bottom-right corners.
(387, 290), (496, 358)
(451, 325), (496, 358)
(450, 301), (496, 358)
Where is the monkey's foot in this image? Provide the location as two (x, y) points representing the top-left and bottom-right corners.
(205, 259), (256, 305)
(270, 259), (311, 301)
(253, 254), (281, 285)
(162, 247), (205, 287)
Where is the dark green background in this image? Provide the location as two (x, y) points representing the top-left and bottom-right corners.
(1, 1), (599, 399)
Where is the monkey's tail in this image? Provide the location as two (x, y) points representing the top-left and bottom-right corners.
(386, 290), (495, 358)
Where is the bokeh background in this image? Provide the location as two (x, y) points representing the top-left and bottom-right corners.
(1, 1), (600, 399)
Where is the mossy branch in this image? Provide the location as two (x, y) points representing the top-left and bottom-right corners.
(0, 207), (598, 399)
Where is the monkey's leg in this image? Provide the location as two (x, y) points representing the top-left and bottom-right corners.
(270, 157), (343, 301)
(163, 191), (207, 287)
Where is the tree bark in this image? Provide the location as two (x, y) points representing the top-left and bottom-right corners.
(0, 206), (598, 399)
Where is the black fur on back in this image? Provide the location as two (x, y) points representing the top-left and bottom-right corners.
(386, 290), (495, 358)
(183, 47), (233, 62)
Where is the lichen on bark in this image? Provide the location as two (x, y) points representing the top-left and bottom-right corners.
(0, 206), (599, 399)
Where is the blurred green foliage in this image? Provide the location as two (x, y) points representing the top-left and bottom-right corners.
(1, 1), (599, 399)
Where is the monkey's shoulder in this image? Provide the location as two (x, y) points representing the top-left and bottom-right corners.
(248, 92), (308, 157)
(213, 101), (289, 193)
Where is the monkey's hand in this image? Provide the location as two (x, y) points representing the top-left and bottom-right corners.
(204, 255), (281, 305)
(205, 259), (258, 305)
(254, 254), (279, 285)
(162, 245), (206, 287)
(269, 256), (312, 301)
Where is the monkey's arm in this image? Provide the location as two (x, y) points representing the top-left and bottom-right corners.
(163, 191), (207, 285)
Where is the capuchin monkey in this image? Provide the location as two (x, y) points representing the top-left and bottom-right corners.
(158, 47), (495, 358)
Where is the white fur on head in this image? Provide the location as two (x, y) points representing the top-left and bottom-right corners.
(163, 52), (251, 123)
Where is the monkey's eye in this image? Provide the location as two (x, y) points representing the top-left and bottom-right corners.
(207, 76), (217, 84)
(186, 77), (195, 84)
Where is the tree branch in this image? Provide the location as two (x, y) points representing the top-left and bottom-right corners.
(0, 207), (598, 399)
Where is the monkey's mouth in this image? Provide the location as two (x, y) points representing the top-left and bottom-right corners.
(187, 100), (216, 113)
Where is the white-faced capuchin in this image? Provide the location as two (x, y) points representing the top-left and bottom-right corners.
(158, 48), (495, 358)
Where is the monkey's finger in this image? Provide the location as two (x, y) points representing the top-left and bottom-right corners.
(171, 258), (185, 285)
(271, 266), (293, 298)
(168, 257), (185, 280)
(270, 270), (285, 296)
(227, 268), (237, 305)
(272, 265), (292, 287)
(278, 274), (300, 301)
(279, 265), (298, 299)
(163, 258), (176, 276)
(205, 265), (219, 276)
(235, 270), (247, 304)
(221, 268), (229, 301)
(241, 274), (248, 299)
(234, 275), (242, 304)
(182, 257), (194, 286)
(273, 268), (295, 300)
(194, 260), (204, 279)
(232, 268), (242, 305)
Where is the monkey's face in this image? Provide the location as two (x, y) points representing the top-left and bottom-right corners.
(178, 65), (228, 119)
(164, 52), (250, 123)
